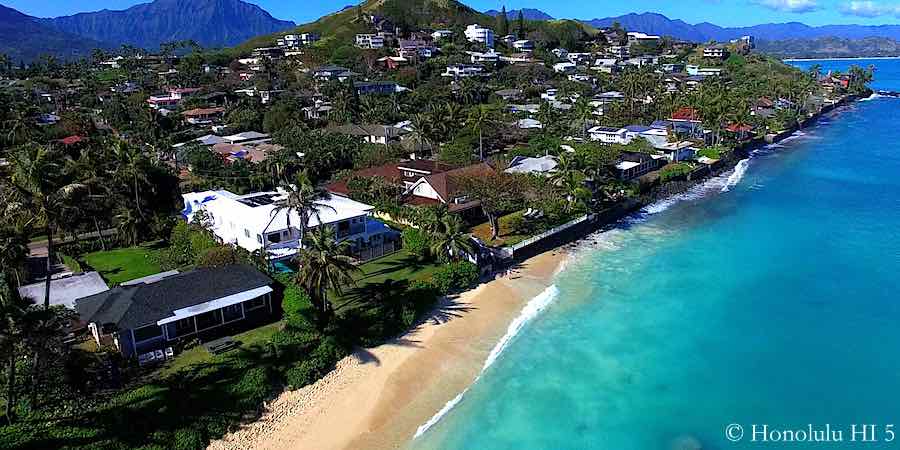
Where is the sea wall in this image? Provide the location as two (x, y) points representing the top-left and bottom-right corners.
(498, 93), (865, 265)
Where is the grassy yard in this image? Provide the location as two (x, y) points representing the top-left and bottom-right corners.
(83, 245), (163, 285)
(469, 211), (531, 247)
(158, 322), (282, 378)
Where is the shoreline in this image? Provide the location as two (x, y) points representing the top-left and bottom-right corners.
(783, 56), (900, 62)
(208, 250), (568, 450)
(208, 94), (865, 450)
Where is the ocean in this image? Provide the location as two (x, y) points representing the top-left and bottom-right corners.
(408, 59), (900, 449)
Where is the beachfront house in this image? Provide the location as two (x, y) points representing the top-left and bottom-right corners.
(615, 151), (665, 180)
(75, 265), (273, 358)
(181, 188), (395, 261)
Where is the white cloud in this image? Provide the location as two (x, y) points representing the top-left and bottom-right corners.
(840, 0), (900, 16)
(753, 0), (821, 13)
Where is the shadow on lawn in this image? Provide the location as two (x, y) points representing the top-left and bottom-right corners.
(361, 254), (430, 280)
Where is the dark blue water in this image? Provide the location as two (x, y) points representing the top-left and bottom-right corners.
(410, 59), (900, 450)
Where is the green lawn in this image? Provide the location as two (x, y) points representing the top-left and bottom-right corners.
(83, 246), (163, 285)
(158, 322), (282, 378)
(470, 211), (531, 247)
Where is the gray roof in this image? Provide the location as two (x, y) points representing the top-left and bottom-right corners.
(329, 124), (409, 139)
(18, 272), (109, 309)
(75, 265), (271, 330)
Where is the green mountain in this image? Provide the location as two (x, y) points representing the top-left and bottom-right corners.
(38, 0), (295, 51)
(238, 0), (593, 54)
(0, 4), (107, 63)
(758, 37), (900, 59)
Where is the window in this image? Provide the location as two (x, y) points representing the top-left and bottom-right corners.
(223, 303), (243, 322)
(244, 296), (266, 311)
(174, 317), (195, 337)
(257, 234), (263, 244)
(244, 229), (251, 238)
(268, 232), (282, 243)
(133, 325), (163, 342)
(195, 310), (223, 331)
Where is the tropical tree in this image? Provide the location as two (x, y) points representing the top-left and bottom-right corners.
(8, 145), (85, 308)
(456, 170), (521, 241)
(466, 105), (497, 161)
(294, 227), (361, 322)
(429, 215), (476, 262)
(262, 172), (335, 266)
(111, 140), (151, 220)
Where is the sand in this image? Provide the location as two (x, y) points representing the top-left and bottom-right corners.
(208, 250), (567, 450)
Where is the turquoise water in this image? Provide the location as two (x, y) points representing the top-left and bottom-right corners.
(409, 61), (900, 450)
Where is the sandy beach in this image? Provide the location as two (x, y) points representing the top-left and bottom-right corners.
(208, 249), (568, 450)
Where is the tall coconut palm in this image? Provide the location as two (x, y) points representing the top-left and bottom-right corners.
(466, 105), (496, 161)
(111, 140), (151, 220)
(9, 144), (85, 309)
(262, 172), (335, 266)
(294, 227), (361, 321)
(572, 97), (595, 138)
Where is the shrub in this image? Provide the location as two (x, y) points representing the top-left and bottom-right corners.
(282, 284), (313, 329)
(173, 428), (205, 450)
(284, 337), (347, 389)
(402, 228), (431, 260)
(432, 261), (479, 294)
(227, 367), (271, 409)
(659, 163), (693, 182)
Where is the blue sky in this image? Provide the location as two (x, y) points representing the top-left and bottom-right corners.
(6, 0), (900, 27)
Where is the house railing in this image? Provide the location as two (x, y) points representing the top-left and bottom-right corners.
(354, 240), (400, 262)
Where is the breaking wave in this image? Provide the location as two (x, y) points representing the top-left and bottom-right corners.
(413, 284), (561, 438)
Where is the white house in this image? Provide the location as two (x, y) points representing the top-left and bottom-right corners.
(552, 48), (569, 59)
(182, 189), (393, 261)
(627, 32), (661, 45)
(356, 34), (385, 49)
(512, 39), (534, 52)
(464, 24), (495, 48)
(588, 126), (631, 145)
(442, 64), (485, 78)
(278, 33), (319, 48)
(553, 62), (577, 74)
(432, 30), (453, 41)
(469, 50), (500, 63)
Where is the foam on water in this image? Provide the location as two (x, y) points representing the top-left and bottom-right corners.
(721, 158), (750, 192)
(413, 284), (561, 439)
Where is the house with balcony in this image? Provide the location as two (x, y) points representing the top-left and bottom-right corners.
(588, 126), (631, 144)
(464, 24), (495, 47)
(182, 189), (394, 261)
(356, 33), (385, 49)
(703, 44), (729, 59)
(181, 107), (225, 125)
(442, 64), (486, 78)
(513, 40), (534, 52)
(146, 87), (201, 109)
(328, 123), (410, 144)
(75, 265), (273, 358)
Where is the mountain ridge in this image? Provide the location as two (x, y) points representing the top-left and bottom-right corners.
(583, 12), (900, 42)
(37, 0), (295, 50)
(0, 4), (108, 63)
(484, 8), (554, 21)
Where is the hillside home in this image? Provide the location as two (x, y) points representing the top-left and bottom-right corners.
(553, 62), (577, 74)
(181, 107), (225, 125)
(356, 34), (385, 49)
(146, 88), (200, 109)
(278, 33), (319, 48)
(75, 265), (273, 358)
(703, 45), (729, 59)
(464, 24), (495, 47)
(313, 65), (357, 82)
(354, 81), (404, 95)
(513, 39), (534, 52)
(432, 30), (453, 40)
(442, 64), (485, 78)
(469, 50), (501, 63)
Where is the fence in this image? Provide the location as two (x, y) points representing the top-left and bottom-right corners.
(355, 240), (400, 262)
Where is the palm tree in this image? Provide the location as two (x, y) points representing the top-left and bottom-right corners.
(429, 216), (476, 262)
(262, 172), (335, 266)
(466, 105), (496, 161)
(111, 141), (151, 220)
(294, 227), (361, 322)
(572, 97), (595, 138)
(9, 144), (85, 309)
